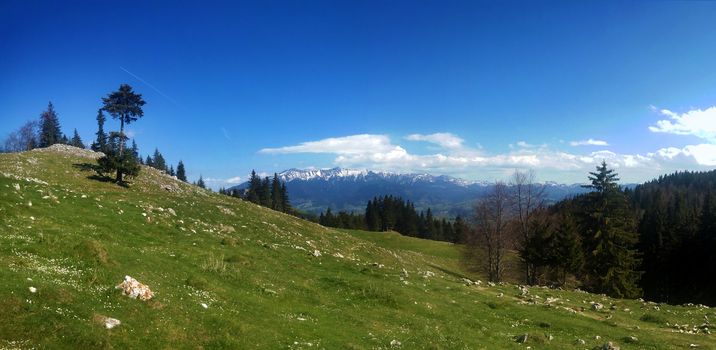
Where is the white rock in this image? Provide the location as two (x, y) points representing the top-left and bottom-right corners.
(312, 250), (321, 257)
(13, 183), (20, 191)
(105, 317), (121, 329)
(28, 286), (37, 293)
(115, 275), (154, 301)
(201, 303), (208, 309)
(390, 339), (401, 347)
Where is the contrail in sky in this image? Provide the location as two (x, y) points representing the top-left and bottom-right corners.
(119, 66), (178, 106)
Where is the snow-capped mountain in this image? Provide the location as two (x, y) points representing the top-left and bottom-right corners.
(232, 167), (591, 216)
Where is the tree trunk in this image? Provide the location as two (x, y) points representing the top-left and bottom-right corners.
(116, 117), (125, 183)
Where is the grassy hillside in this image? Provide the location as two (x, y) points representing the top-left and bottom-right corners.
(1, 145), (714, 349)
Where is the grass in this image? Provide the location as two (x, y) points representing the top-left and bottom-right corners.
(0, 145), (714, 349)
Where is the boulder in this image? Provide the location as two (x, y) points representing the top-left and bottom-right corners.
(116, 275), (154, 301)
(105, 317), (121, 329)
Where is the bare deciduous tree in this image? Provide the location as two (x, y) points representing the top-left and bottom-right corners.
(468, 182), (513, 282)
(511, 169), (546, 285)
(3, 121), (38, 152)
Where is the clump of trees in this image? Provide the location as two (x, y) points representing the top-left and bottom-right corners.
(220, 170), (292, 214)
(465, 163), (643, 300)
(2, 102), (75, 152)
(317, 195), (468, 243)
(95, 84), (145, 184)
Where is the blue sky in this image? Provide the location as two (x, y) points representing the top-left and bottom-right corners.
(2, 0), (716, 187)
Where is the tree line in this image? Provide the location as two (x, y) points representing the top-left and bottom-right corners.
(467, 162), (715, 305)
(630, 169), (716, 305)
(317, 195), (468, 243)
(2, 102), (86, 152)
(219, 171), (292, 214)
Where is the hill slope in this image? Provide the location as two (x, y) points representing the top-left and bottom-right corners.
(1, 145), (714, 349)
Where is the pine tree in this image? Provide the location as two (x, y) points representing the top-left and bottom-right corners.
(91, 109), (108, 152)
(60, 134), (69, 145)
(280, 183), (291, 213)
(176, 161), (187, 182)
(270, 173), (282, 211)
(584, 160), (619, 193)
(578, 162), (642, 298)
(260, 177), (271, 207)
(101, 84), (145, 182)
(130, 139), (139, 159)
(145, 155), (154, 167)
(39, 102), (63, 147)
(197, 175), (206, 189)
(246, 170), (261, 204)
(70, 129), (84, 148)
(169, 165), (175, 177)
(696, 192), (716, 304)
(365, 199), (380, 231)
(550, 214), (584, 286)
(152, 148), (167, 172)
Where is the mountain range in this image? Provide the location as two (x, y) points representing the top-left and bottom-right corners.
(232, 167), (593, 216)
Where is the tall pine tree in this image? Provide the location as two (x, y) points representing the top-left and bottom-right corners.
(101, 84), (145, 182)
(270, 173), (282, 211)
(578, 161), (642, 298)
(39, 102), (63, 147)
(176, 161), (187, 182)
(197, 175), (206, 189)
(69, 129), (84, 148)
(91, 109), (108, 152)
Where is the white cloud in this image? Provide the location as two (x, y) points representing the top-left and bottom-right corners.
(570, 138), (609, 146)
(649, 106), (716, 142)
(405, 133), (464, 149)
(258, 131), (715, 183)
(650, 144), (716, 166)
(226, 176), (242, 184)
(259, 134), (399, 155)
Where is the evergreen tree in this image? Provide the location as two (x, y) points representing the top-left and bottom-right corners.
(96, 132), (140, 184)
(270, 173), (282, 211)
(169, 165), (175, 177)
(578, 162), (642, 298)
(365, 199), (380, 231)
(584, 160), (619, 193)
(101, 84), (145, 182)
(176, 161), (187, 182)
(145, 155), (154, 167)
(280, 183), (291, 213)
(550, 214), (584, 286)
(39, 102), (63, 147)
(152, 148), (167, 172)
(130, 139), (139, 159)
(69, 129), (84, 148)
(91, 109), (108, 152)
(696, 192), (716, 303)
(453, 215), (467, 243)
(519, 218), (552, 284)
(246, 170), (261, 204)
(60, 134), (69, 145)
(197, 175), (206, 189)
(259, 177), (271, 207)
